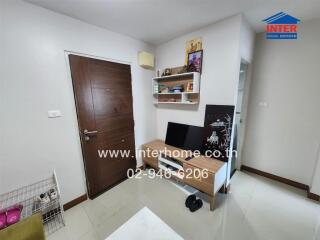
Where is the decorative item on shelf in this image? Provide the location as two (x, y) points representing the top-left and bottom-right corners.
(186, 82), (194, 92)
(170, 66), (187, 75)
(156, 69), (161, 77)
(188, 50), (203, 74)
(185, 37), (202, 65)
(160, 86), (169, 93)
(138, 51), (154, 69)
(170, 85), (184, 93)
(162, 68), (172, 76)
(178, 65), (188, 74)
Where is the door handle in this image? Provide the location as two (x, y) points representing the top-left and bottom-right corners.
(83, 129), (98, 141)
(83, 129), (98, 136)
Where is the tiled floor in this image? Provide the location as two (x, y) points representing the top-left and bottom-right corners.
(49, 171), (320, 240)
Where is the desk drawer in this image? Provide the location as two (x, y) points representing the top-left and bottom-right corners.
(183, 163), (213, 184)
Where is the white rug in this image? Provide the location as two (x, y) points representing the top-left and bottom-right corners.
(106, 207), (184, 240)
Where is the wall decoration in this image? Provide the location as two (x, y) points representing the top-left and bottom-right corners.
(187, 63), (197, 72)
(202, 105), (235, 162)
(185, 38), (202, 65)
(188, 50), (203, 74)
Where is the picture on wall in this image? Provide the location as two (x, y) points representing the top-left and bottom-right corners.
(188, 50), (203, 74)
(202, 105), (235, 162)
(185, 37), (202, 65)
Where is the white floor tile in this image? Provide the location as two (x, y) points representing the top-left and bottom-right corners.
(48, 171), (320, 240)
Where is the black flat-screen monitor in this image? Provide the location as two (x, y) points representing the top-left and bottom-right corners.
(165, 122), (204, 152)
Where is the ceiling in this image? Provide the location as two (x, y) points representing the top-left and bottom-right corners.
(25, 0), (320, 45)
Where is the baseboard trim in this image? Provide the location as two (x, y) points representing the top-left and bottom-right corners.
(307, 191), (320, 202)
(63, 194), (88, 211)
(240, 165), (309, 191)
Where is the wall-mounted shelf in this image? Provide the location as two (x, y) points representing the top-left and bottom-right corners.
(152, 72), (200, 105)
(154, 101), (199, 105)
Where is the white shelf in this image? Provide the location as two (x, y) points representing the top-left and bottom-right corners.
(154, 92), (182, 95)
(154, 101), (198, 105)
(152, 71), (200, 105)
(158, 156), (184, 179)
(153, 72), (199, 81)
(158, 156), (184, 170)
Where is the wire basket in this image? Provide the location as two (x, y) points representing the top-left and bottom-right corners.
(0, 171), (65, 236)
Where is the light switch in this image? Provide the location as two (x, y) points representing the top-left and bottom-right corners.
(259, 101), (268, 107)
(48, 110), (62, 118)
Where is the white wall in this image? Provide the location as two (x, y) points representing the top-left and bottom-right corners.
(0, 0), (257, 202)
(243, 19), (320, 192)
(0, 0), (4, 190)
(311, 146), (320, 194)
(155, 15), (242, 139)
(239, 16), (255, 64)
(155, 15), (255, 185)
(0, 0), (156, 203)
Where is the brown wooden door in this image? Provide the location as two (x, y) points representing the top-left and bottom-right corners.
(69, 54), (136, 198)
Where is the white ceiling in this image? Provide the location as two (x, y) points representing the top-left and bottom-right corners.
(25, 0), (320, 45)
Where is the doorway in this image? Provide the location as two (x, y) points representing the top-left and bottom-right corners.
(68, 54), (136, 199)
(231, 61), (250, 176)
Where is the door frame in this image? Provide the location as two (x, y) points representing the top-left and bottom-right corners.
(63, 50), (135, 196)
(235, 59), (253, 170)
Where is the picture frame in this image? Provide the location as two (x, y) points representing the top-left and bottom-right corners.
(186, 82), (194, 92)
(202, 105), (235, 162)
(185, 38), (202, 65)
(188, 50), (203, 74)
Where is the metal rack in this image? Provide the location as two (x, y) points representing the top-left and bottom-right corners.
(0, 171), (65, 236)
